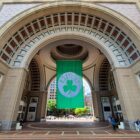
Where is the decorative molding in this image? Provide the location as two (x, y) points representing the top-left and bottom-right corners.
(0, 12), (139, 68)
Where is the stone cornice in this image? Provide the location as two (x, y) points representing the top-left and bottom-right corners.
(0, 0), (139, 4)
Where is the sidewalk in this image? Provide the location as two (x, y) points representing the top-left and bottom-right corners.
(0, 121), (140, 140)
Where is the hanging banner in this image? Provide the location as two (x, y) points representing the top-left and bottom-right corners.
(56, 60), (84, 109)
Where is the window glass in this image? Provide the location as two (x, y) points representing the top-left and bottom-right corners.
(29, 107), (36, 112)
(104, 106), (110, 111)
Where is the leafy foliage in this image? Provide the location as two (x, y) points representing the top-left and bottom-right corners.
(74, 107), (88, 116)
(47, 99), (56, 111)
(47, 99), (88, 116)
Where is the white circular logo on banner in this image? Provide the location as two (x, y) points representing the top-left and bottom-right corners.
(58, 72), (82, 98)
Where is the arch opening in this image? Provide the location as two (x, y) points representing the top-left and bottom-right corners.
(15, 30), (124, 126)
(45, 77), (94, 122)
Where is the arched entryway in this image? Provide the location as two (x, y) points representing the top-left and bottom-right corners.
(0, 2), (140, 130)
(45, 76), (94, 120)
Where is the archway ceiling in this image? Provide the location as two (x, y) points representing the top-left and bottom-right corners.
(39, 39), (100, 69)
(51, 44), (88, 60)
(0, 4), (139, 68)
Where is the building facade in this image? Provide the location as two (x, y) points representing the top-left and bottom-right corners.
(47, 79), (56, 100)
(0, 0), (140, 130)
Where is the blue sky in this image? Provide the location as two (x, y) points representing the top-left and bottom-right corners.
(83, 79), (91, 96)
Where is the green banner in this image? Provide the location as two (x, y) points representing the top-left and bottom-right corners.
(56, 60), (84, 109)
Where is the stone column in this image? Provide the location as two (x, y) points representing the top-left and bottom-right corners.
(37, 91), (47, 120)
(43, 91), (49, 117)
(92, 91), (103, 121)
(0, 68), (27, 130)
(41, 92), (47, 118)
(113, 68), (140, 129)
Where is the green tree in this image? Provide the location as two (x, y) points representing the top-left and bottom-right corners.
(47, 100), (88, 117)
(47, 99), (56, 110)
(74, 107), (88, 116)
(47, 99), (56, 115)
(47, 100), (69, 116)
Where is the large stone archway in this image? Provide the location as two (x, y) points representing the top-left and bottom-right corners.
(0, 1), (140, 130)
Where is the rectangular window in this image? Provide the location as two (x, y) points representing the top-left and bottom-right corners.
(29, 107), (36, 112)
(1, 53), (10, 62)
(121, 39), (129, 50)
(126, 46), (134, 55)
(87, 16), (93, 27)
(60, 13), (65, 25)
(105, 23), (113, 35)
(74, 13), (79, 25)
(80, 14), (86, 26)
(67, 13), (72, 25)
(131, 52), (138, 60)
(99, 20), (107, 32)
(53, 14), (59, 26)
(20, 28), (28, 40)
(104, 106), (111, 112)
(93, 17), (100, 29)
(39, 17), (46, 29)
(111, 27), (119, 40)
(46, 16), (52, 27)
(26, 24), (34, 36)
(32, 21), (40, 32)
(15, 34), (23, 44)
(9, 40), (18, 50)
(5, 46), (13, 56)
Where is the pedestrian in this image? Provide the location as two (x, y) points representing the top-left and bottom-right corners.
(110, 116), (117, 130)
(19, 118), (23, 127)
(115, 115), (119, 128)
(135, 119), (140, 132)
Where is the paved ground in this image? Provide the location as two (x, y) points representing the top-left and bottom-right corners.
(0, 121), (140, 140)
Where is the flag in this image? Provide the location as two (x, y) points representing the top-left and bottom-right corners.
(56, 60), (84, 109)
